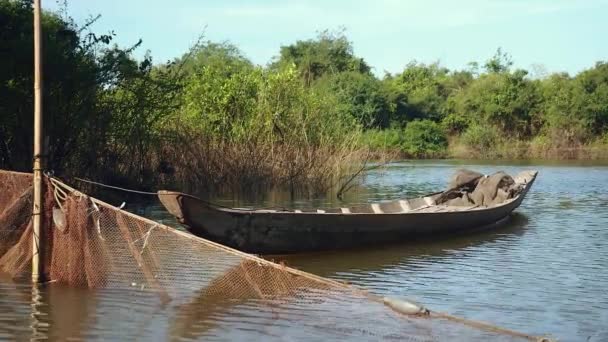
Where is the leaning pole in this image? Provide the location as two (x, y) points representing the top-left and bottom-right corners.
(32, 0), (45, 283)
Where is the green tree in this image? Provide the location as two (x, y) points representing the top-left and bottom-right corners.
(484, 48), (513, 74)
(449, 69), (541, 136)
(272, 29), (371, 85)
(0, 0), (180, 186)
(316, 71), (392, 128)
(173, 40), (253, 76)
(538, 73), (589, 144)
(182, 64), (262, 140)
(575, 61), (608, 134)
(385, 62), (451, 125)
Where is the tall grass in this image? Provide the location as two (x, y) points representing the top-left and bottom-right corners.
(156, 131), (372, 197)
(448, 135), (608, 160)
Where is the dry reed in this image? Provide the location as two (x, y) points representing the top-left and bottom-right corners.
(158, 131), (376, 197)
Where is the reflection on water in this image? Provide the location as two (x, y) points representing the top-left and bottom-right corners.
(1, 161), (608, 341)
(278, 213), (529, 278)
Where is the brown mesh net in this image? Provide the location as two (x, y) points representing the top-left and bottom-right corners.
(0, 169), (549, 341)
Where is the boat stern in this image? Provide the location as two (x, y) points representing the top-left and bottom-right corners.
(158, 190), (187, 223)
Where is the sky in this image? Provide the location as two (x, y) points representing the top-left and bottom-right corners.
(44, 0), (608, 77)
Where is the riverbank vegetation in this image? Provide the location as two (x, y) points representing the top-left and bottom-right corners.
(1, 0), (607, 194)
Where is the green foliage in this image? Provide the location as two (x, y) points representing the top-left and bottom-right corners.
(484, 48), (513, 74)
(448, 69), (541, 136)
(183, 65), (261, 139)
(575, 62), (608, 133)
(175, 41), (253, 76)
(461, 124), (502, 152)
(386, 62), (451, 124)
(0, 0), (181, 185)
(362, 120), (448, 158)
(536, 63), (608, 145)
(316, 72), (392, 128)
(273, 29), (371, 85)
(361, 128), (402, 150)
(538, 73), (590, 144)
(401, 120), (447, 157)
(442, 113), (470, 134)
(181, 63), (359, 147)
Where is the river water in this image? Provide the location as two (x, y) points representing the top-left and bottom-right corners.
(1, 161), (607, 341)
(281, 161), (608, 341)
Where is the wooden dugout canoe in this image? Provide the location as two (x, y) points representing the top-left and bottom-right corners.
(158, 170), (538, 254)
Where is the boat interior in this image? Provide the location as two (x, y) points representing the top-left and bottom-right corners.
(225, 170), (538, 215)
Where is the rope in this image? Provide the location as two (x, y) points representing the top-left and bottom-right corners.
(73, 176), (235, 209)
(73, 177), (289, 211)
(74, 177), (158, 195)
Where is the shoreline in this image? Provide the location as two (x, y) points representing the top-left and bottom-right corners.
(369, 143), (608, 162)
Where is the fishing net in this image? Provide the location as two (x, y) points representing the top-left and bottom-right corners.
(0, 170), (549, 341)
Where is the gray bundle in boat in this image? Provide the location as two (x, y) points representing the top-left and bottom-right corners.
(448, 169), (484, 190)
(438, 169), (520, 207)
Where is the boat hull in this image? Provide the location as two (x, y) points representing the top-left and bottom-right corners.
(159, 171), (537, 254)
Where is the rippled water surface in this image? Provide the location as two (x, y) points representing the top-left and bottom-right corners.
(1, 161), (607, 341)
(281, 161), (608, 341)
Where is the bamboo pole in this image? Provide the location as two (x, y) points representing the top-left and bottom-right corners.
(32, 0), (45, 283)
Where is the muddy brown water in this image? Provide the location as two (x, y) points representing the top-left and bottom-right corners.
(1, 160), (607, 341)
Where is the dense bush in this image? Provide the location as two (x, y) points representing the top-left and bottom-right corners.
(401, 120), (448, 157)
(461, 124), (502, 153)
(442, 112), (470, 134)
(362, 128), (402, 150)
